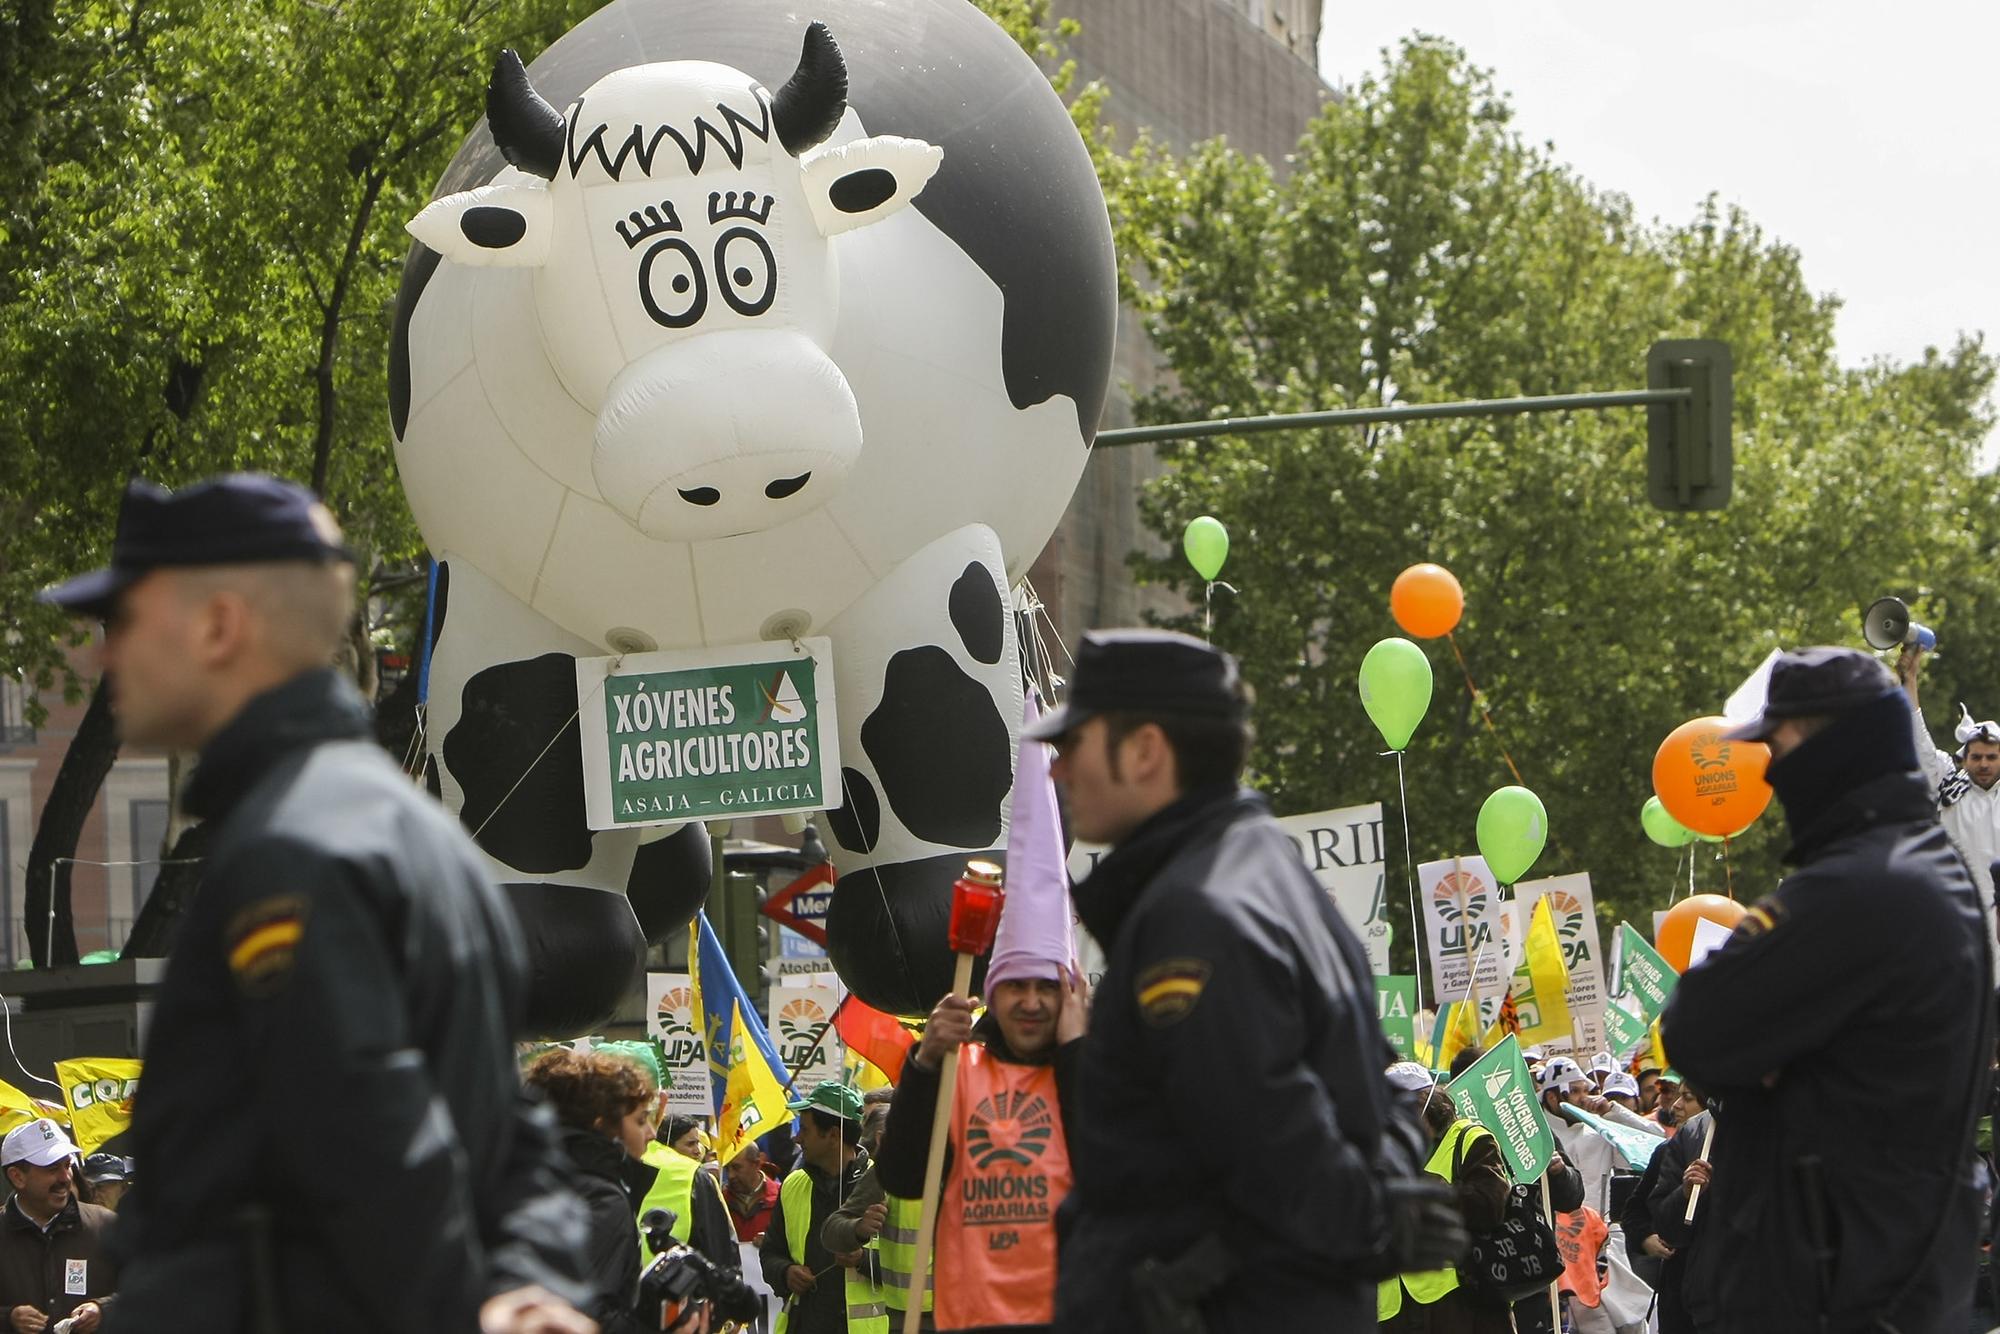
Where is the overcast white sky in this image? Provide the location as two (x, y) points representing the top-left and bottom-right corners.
(1317, 3), (1996, 386)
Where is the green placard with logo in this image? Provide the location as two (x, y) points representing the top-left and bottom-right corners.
(576, 638), (840, 829)
(1447, 1035), (1557, 1183)
(1616, 922), (1678, 1022)
(1376, 975), (1417, 1058)
(1604, 992), (1649, 1058)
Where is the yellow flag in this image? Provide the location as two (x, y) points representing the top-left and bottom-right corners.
(714, 1001), (789, 1165)
(0, 1077), (56, 1138)
(55, 1058), (141, 1154)
(1650, 1017), (1671, 1074)
(1436, 998), (1483, 1071)
(1511, 897), (1574, 1047)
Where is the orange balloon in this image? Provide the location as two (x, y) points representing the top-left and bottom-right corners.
(1391, 563), (1465, 638)
(1651, 715), (1773, 837)
(1656, 894), (1748, 973)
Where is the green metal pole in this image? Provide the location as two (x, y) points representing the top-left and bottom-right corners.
(1093, 386), (1693, 448)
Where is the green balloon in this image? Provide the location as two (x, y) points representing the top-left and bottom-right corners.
(1183, 515), (1230, 581)
(1695, 830), (1727, 844)
(1477, 785), (1548, 886)
(1358, 637), (1433, 751)
(77, 950), (119, 965)
(1641, 796), (1696, 848)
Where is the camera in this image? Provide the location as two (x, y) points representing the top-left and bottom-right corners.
(639, 1208), (764, 1333)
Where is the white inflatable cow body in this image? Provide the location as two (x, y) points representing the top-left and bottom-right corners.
(392, 14), (1114, 1029)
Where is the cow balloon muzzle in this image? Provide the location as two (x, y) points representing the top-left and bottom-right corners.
(592, 329), (862, 541)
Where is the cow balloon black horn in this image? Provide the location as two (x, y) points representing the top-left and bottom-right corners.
(770, 22), (848, 155)
(486, 48), (566, 180)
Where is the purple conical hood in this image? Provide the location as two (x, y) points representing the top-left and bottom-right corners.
(987, 688), (1076, 987)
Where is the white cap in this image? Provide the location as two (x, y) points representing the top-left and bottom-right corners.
(1603, 1071), (1640, 1099)
(1588, 1051), (1618, 1075)
(1385, 1061), (1435, 1093)
(1, 1118), (75, 1169)
(1535, 1056), (1586, 1095)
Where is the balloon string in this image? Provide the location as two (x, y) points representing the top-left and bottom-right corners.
(1393, 749), (1426, 1023)
(1447, 631), (1525, 787)
(1722, 835), (1734, 899)
(1204, 581), (1213, 640)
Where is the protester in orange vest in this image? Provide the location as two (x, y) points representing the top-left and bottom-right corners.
(875, 694), (1086, 1333)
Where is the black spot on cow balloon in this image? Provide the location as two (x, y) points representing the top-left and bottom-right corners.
(393, 3), (1115, 1022)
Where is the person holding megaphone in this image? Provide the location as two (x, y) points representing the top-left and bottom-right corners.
(1898, 641), (2000, 975)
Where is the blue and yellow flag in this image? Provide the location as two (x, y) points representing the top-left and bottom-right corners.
(691, 913), (789, 1162)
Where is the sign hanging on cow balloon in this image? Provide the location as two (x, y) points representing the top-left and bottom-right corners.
(576, 639), (840, 828)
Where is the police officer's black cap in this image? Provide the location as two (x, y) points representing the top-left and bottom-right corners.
(1023, 629), (1244, 741)
(1722, 646), (1900, 742)
(38, 474), (353, 617)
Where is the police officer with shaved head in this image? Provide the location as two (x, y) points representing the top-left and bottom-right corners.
(1035, 631), (1461, 1334)
(41, 475), (596, 1334)
(1663, 647), (1991, 1334)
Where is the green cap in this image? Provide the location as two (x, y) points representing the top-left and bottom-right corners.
(787, 1079), (863, 1122)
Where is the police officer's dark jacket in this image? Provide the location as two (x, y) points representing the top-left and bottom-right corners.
(1054, 785), (1402, 1334)
(106, 669), (592, 1333)
(1662, 693), (1991, 1334)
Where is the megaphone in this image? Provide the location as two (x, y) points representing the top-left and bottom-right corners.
(1862, 596), (1936, 652)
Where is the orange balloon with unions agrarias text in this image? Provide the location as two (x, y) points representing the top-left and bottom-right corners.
(1657, 894), (1749, 973)
(1651, 715), (1773, 838)
(1390, 563), (1464, 638)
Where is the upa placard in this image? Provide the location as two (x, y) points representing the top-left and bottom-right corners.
(1513, 873), (1609, 1054)
(646, 973), (712, 1116)
(576, 639), (840, 829)
(768, 979), (844, 1092)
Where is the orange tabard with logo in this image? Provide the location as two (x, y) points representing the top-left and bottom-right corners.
(935, 1043), (1072, 1330)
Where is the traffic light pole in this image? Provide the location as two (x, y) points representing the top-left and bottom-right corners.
(1091, 338), (1734, 511)
(1092, 386), (1691, 448)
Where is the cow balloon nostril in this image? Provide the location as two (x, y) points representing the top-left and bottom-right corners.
(678, 487), (722, 506)
(764, 472), (812, 500)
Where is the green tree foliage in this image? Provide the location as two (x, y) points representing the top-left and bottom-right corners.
(1125, 38), (1999, 942)
(0, 0), (600, 714)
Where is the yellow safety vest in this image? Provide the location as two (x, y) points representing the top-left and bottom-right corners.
(1377, 1120), (1489, 1321)
(776, 1168), (889, 1334)
(874, 1192), (933, 1314)
(637, 1142), (697, 1262)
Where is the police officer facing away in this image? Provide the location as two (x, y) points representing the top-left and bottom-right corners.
(40, 475), (596, 1334)
(1661, 647), (1991, 1334)
(1034, 631), (1460, 1334)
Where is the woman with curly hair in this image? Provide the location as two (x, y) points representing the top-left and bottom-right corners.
(524, 1047), (660, 1334)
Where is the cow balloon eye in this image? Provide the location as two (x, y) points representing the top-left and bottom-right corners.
(714, 226), (777, 317)
(638, 238), (707, 329)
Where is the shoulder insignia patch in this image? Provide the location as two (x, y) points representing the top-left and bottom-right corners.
(226, 895), (309, 995)
(1135, 958), (1211, 1027)
(1733, 896), (1787, 941)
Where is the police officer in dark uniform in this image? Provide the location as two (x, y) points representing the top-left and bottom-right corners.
(40, 475), (596, 1334)
(1662, 647), (1992, 1334)
(1031, 631), (1459, 1334)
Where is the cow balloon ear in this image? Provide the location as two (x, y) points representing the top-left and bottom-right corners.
(801, 136), (943, 237)
(407, 173), (554, 267)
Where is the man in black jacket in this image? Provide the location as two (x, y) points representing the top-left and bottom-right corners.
(1661, 647), (1993, 1334)
(41, 475), (594, 1334)
(1034, 630), (1455, 1334)
(0, 1119), (116, 1332)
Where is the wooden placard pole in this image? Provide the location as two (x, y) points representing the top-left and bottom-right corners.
(1683, 1113), (1717, 1223)
(902, 861), (1004, 1334)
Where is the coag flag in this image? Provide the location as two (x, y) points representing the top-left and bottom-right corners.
(0, 1077), (57, 1138)
(834, 995), (916, 1085)
(692, 913), (790, 1163)
(56, 1058), (140, 1154)
(1509, 896), (1573, 1046)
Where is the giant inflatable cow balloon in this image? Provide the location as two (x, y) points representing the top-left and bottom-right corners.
(390, 0), (1115, 1031)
